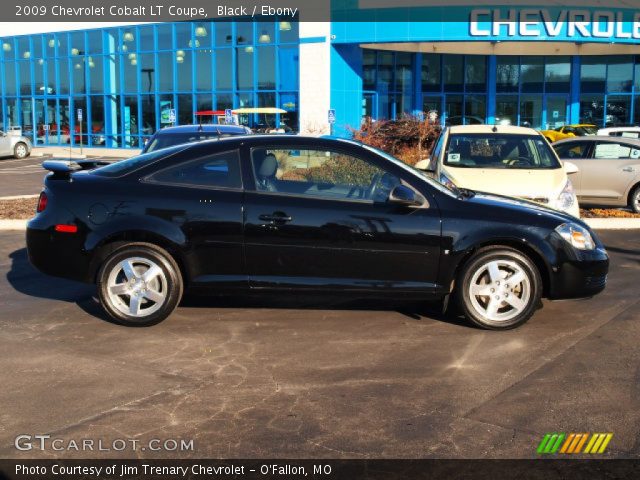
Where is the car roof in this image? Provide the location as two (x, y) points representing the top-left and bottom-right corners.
(598, 126), (640, 132)
(166, 134), (364, 151)
(448, 124), (540, 135)
(553, 135), (640, 146)
(154, 124), (250, 134)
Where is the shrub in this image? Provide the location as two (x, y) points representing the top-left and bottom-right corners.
(350, 115), (441, 166)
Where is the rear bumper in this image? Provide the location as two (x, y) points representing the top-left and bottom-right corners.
(26, 225), (92, 283)
(547, 247), (609, 299)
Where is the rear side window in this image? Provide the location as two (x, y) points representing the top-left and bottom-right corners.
(145, 150), (242, 189)
(553, 142), (590, 159)
(594, 142), (640, 160)
(93, 145), (188, 177)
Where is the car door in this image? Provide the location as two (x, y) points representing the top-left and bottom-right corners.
(0, 131), (11, 156)
(242, 142), (442, 295)
(140, 149), (246, 288)
(553, 140), (593, 194)
(580, 140), (640, 204)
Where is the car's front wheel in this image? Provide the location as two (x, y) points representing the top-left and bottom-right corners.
(456, 247), (542, 330)
(14, 142), (29, 159)
(630, 184), (640, 213)
(97, 243), (183, 326)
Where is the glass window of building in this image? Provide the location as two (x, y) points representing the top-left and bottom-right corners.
(122, 95), (139, 146)
(16, 37), (30, 60)
(196, 93), (213, 113)
(121, 29), (136, 53)
(90, 96), (105, 136)
(194, 50), (213, 91)
(140, 94), (156, 134)
(363, 50), (376, 90)
(216, 49), (233, 90)
(520, 56), (543, 93)
(175, 23), (192, 49)
(157, 24), (173, 50)
(34, 58), (46, 94)
(496, 57), (519, 93)
(73, 97), (87, 143)
(634, 97), (640, 126)
(2, 38), (15, 61)
(104, 29), (119, 55)
(19, 61), (31, 95)
(178, 94), (193, 124)
(236, 23), (253, 45)
(47, 58), (56, 94)
(465, 56), (486, 92)
(395, 52), (412, 94)
(70, 31), (85, 57)
(176, 51), (192, 91)
(4, 62), (17, 96)
(607, 56), (633, 93)
(139, 26), (154, 52)
(496, 95), (518, 125)
(258, 92), (277, 129)
(215, 22), (232, 46)
(280, 92), (298, 130)
(157, 52), (174, 91)
(278, 20), (298, 44)
(421, 54), (441, 93)
(237, 47), (254, 90)
(465, 95), (486, 123)
(377, 52), (393, 93)
(545, 97), (567, 128)
(579, 94), (605, 126)
(139, 54), (155, 93)
(122, 53), (137, 92)
(445, 95), (463, 121)
(278, 45), (299, 91)
(423, 96), (441, 116)
(257, 22), (275, 45)
(581, 57), (606, 92)
(545, 56), (570, 93)
(606, 96), (632, 125)
(89, 56), (104, 94)
(72, 59), (86, 94)
(443, 55), (464, 92)
(6, 99), (18, 127)
(258, 46), (276, 89)
(216, 93), (233, 111)
(32, 35), (43, 59)
(57, 33), (68, 57)
(58, 58), (70, 95)
(87, 30), (103, 54)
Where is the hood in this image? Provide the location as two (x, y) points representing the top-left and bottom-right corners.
(443, 166), (567, 202)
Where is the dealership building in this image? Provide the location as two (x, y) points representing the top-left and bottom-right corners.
(1, 3), (639, 148)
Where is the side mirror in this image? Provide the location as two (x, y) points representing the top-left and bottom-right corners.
(415, 156), (434, 172)
(388, 185), (425, 207)
(564, 161), (579, 174)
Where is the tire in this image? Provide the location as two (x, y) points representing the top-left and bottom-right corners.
(455, 247), (542, 330)
(13, 142), (29, 159)
(630, 185), (640, 214)
(97, 243), (183, 327)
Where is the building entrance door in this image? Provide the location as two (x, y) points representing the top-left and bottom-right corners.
(545, 96), (570, 130)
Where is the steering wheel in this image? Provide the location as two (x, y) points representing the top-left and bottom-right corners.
(507, 156), (533, 166)
(366, 173), (383, 200)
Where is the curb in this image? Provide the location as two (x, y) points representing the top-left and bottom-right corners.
(0, 194), (39, 201)
(583, 218), (640, 230)
(0, 219), (28, 230)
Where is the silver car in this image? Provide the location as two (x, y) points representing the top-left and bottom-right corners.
(0, 130), (32, 159)
(553, 136), (640, 212)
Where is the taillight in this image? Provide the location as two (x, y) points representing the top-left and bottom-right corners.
(36, 192), (48, 213)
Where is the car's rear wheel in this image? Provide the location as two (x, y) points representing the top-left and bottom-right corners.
(97, 243), (183, 327)
(456, 247), (542, 330)
(14, 142), (28, 159)
(630, 185), (640, 213)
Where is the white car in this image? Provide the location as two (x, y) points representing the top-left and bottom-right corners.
(597, 126), (640, 139)
(416, 125), (580, 218)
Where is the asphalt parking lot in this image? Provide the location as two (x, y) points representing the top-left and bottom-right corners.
(0, 230), (638, 459)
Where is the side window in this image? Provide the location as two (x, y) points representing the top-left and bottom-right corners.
(593, 142), (633, 160)
(251, 147), (401, 202)
(145, 150), (242, 188)
(554, 142), (590, 159)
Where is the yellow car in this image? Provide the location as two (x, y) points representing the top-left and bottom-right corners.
(540, 124), (597, 143)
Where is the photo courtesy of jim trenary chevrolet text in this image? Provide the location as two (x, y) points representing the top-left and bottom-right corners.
(0, 0), (639, 479)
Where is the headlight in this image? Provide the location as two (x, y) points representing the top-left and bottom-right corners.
(555, 223), (595, 250)
(555, 179), (576, 211)
(439, 172), (457, 190)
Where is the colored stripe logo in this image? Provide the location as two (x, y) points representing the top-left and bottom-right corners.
(537, 433), (612, 454)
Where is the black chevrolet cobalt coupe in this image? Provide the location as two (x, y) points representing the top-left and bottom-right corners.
(27, 135), (608, 329)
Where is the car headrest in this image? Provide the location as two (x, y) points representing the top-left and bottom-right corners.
(258, 153), (278, 178)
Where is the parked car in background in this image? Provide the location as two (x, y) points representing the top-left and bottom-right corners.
(142, 124), (252, 153)
(416, 125), (580, 217)
(0, 129), (32, 159)
(539, 124), (597, 143)
(27, 135), (608, 330)
(597, 126), (640, 139)
(553, 136), (640, 212)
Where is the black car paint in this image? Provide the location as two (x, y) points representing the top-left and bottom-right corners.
(27, 135), (608, 302)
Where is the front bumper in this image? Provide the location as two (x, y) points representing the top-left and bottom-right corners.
(547, 246), (609, 299)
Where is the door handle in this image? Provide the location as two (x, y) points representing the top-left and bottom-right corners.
(258, 212), (292, 224)
(622, 167), (635, 172)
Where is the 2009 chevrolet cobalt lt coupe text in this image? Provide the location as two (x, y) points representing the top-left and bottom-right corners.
(26, 136), (608, 330)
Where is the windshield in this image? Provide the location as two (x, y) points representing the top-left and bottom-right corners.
(444, 133), (561, 169)
(574, 126), (597, 136)
(146, 131), (241, 152)
(362, 144), (457, 197)
(93, 144), (189, 177)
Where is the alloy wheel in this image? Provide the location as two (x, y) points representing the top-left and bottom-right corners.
(106, 256), (168, 318)
(15, 144), (27, 158)
(467, 259), (532, 323)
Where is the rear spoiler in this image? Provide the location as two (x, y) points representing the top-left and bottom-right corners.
(42, 159), (110, 179)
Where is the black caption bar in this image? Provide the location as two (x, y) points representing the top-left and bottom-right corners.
(1, 459), (639, 480)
